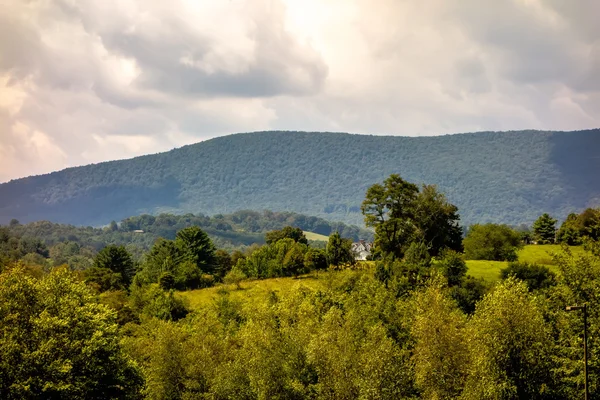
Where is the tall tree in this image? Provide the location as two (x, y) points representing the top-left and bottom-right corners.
(361, 175), (462, 259)
(556, 213), (582, 245)
(462, 279), (556, 399)
(175, 226), (216, 274)
(92, 245), (135, 288)
(361, 174), (419, 259)
(326, 232), (355, 267)
(532, 213), (557, 244)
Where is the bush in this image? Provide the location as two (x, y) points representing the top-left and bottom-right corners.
(463, 224), (522, 261)
(500, 262), (556, 291)
(224, 268), (246, 289)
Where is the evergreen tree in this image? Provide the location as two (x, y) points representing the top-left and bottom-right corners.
(532, 213), (557, 244)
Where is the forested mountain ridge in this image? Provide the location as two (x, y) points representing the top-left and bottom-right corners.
(1, 129), (599, 226)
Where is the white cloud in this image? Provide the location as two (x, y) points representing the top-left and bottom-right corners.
(0, 0), (599, 182)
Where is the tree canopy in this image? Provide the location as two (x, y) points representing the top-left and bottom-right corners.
(362, 174), (462, 259)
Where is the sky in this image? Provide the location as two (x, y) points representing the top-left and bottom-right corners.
(1, 0), (599, 182)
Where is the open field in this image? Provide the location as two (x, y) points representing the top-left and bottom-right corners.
(466, 244), (585, 281)
(304, 231), (329, 242)
(180, 245), (586, 311)
(179, 272), (330, 310)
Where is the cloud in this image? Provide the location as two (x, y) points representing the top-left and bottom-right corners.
(0, 0), (599, 182)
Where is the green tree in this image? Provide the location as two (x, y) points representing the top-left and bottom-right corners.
(361, 174), (419, 259)
(413, 184), (463, 256)
(361, 175), (462, 259)
(88, 245), (135, 291)
(214, 249), (232, 279)
(500, 262), (556, 291)
(326, 232), (355, 267)
(556, 213), (582, 245)
(304, 248), (328, 272)
(462, 278), (556, 399)
(437, 249), (468, 287)
(265, 226), (308, 245)
(463, 223), (522, 261)
(412, 282), (469, 399)
(175, 226), (216, 274)
(532, 213), (557, 244)
(0, 265), (143, 399)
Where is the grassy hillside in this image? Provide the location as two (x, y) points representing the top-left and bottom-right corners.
(304, 231), (329, 242)
(466, 244), (585, 281)
(180, 245), (583, 312)
(1, 129), (599, 226)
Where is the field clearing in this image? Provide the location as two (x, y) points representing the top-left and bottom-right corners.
(180, 245), (587, 311)
(304, 231), (329, 242)
(179, 273), (329, 310)
(466, 245), (584, 281)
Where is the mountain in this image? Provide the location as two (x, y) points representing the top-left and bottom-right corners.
(1, 129), (599, 227)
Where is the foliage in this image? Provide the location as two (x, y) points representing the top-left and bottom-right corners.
(326, 232), (355, 268)
(463, 223), (523, 261)
(362, 174), (462, 259)
(462, 278), (556, 399)
(436, 249), (468, 287)
(533, 213), (557, 244)
(412, 281), (469, 399)
(500, 262), (556, 291)
(90, 245), (135, 288)
(557, 213), (582, 245)
(0, 265), (143, 399)
(266, 226), (308, 245)
(175, 226), (216, 274)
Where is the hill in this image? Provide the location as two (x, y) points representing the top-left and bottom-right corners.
(1, 129), (599, 226)
(4, 210), (371, 255)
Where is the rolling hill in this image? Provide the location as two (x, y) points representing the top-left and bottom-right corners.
(1, 129), (599, 227)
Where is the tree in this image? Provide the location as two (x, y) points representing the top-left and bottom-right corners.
(437, 249), (467, 287)
(413, 184), (463, 256)
(532, 213), (557, 244)
(556, 213), (582, 245)
(463, 224), (522, 261)
(361, 175), (462, 259)
(412, 282), (469, 399)
(326, 232), (355, 267)
(462, 279), (556, 399)
(175, 226), (216, 274)
(0, 265), (143, 399)
(361, 174), (419, 259)
(89, 245), (135, 290)
(500, 262), (556, 291)
(265, 226), (308, 245)
(214, 249), (232, 279)
(304, 248), (328, 272)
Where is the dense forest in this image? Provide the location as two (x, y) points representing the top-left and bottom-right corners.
(1, 129), (599, 227)
(2, 173), (600, 398)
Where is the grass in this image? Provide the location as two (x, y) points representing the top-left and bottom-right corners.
(179, 272), (329, 310)
(466, 244), (584, 281)
(304, 231), (329, 242)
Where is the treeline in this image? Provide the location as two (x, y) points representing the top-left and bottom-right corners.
(0, 210), (370, 269)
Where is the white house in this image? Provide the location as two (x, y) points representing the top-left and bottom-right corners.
(351, 240), (373, 261)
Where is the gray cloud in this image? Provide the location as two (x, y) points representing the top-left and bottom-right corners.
(1, 0), (599, 182)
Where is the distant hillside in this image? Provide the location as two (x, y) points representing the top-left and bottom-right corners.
(5, 210), (372, 255)
(1, 129), (599, 226)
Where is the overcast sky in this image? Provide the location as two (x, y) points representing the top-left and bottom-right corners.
(1, 0), (599, 182)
